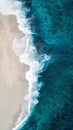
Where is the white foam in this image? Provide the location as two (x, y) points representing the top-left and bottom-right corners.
(12, 37), (26, 56)
(15, 99), (28, 126)
(0, 0), (21, 15)
(12, 36), (51, 129)
(0, 0), (51, 129)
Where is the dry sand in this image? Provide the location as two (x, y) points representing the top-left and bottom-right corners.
(0, 14), (28, 130)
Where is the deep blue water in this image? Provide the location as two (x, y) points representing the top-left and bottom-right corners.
(17, 0), (73, 130)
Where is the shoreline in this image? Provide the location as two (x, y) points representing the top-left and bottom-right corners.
(0, 14), (29, 130)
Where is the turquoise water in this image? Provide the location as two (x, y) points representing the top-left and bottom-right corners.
(17, 0), (73, 130)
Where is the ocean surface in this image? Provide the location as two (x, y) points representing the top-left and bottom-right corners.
(0, 0), (73, 130)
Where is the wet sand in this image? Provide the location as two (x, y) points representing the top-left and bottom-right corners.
(0, 14), (28, 130)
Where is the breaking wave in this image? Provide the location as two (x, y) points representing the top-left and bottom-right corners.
(0, 0), (51, 129)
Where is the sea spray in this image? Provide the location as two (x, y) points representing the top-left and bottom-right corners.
(0, 0), (51, 129)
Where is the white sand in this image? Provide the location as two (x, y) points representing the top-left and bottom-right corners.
(0, 14), (28, 130)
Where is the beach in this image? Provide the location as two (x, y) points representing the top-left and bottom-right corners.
(0, 14), (28, 130)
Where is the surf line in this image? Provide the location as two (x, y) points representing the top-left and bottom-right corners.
(0, 0), (51, 129)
